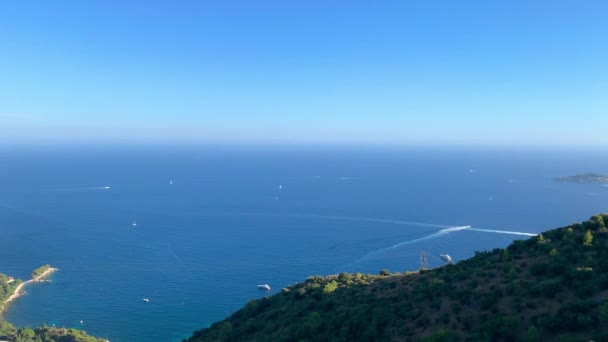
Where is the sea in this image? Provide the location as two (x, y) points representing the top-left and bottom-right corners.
(0, 145), (607, 341)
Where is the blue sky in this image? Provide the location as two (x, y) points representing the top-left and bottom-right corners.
(0, 1), (606, 146)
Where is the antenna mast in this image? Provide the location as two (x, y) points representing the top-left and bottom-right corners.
(419, 250), (429, 270)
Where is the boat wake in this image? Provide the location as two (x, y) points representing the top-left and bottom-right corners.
(234, 212), (455, 229)
(354, 225), (537, 263)
(356, 225), (471, 261)
(167, 243), (184, 263)
(468, 228), (537, 236)
(61, 186), (111, 190)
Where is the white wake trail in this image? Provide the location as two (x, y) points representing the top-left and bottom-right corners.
(167, 243), (184, 263)
(357, 225), (471, 261)
(468, 228), (537, 236)
(235, 212), (455, 229)
(60, 186), (111, 190)
(353, 225), (537, 264)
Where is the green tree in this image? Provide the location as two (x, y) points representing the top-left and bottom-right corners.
(525, 325), (540, 342)
(323, 280), (338, 294)
(379, 269), (391, 276)
(219, 322), (232, 341)
(0, 320), (17, 338)
(600, 301), (608, 323)
(594, 215), (608, 232)
(422, 329), (460, 341)
(304, 312), (321, 335)
(16, 328), (35, 342)
(537, 234), (546, 244)
(583, 230), (593, 246)
(501, 249), (511, 261)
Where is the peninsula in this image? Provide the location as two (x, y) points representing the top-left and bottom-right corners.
(555, 173), (608, 184)
(0, 264), (58, 312)
(1, 265), (108, 342)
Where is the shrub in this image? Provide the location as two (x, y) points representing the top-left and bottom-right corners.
(323, 280), (338, 294)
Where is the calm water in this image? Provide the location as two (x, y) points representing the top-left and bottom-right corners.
(0, 146), (607, 341)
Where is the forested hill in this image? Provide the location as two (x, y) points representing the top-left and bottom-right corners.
(186, 214), (608, 342)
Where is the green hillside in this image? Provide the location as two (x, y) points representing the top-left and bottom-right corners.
(185, 214), (608, 342)
(0, 322), (107, 342)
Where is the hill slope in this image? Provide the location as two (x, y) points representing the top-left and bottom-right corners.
(0, 322), (107, 342)
(186, 214), (608, 341)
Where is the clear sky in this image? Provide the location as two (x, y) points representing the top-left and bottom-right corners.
(0, 1), (606, 146)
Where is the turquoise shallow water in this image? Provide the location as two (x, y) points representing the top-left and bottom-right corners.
(1, 146), (607, 341)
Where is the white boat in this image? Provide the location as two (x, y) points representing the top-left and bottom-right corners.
(132, 220), (137, 227)
(143, 298), (149, 302)
(170, 180), (173, 185)
(440, 254), (453, 263)
(257, 284), (270, 290)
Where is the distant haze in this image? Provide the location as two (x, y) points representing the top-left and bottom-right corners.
(0, 1), (607, 146)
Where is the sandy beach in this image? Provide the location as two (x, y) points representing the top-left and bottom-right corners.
(2, 267), (58, 308)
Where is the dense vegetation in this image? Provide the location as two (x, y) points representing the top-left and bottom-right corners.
(186, 214), (608, 342)
(0, 274), (21, 311)
(31, 265), (52, 280)
(0, 321), (107, 342)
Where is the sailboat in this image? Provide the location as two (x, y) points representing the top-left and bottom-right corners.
(132, 220), (137, 227)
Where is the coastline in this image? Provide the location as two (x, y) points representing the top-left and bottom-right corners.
(1, 267), (58, 312)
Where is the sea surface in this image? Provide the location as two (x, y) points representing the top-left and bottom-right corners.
(0, 145), (607, 341)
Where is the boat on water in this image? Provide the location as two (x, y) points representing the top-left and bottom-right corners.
(143, 298), (149, 302)
(257, 284), (270, 290)
(132, 220), (137, 227)
(440, 254), (453, 263)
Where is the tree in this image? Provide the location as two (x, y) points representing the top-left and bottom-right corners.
(0, 321), (17, 338)
(583, 230), (593, 247)
(379, 269), (391, 276)
(525, 325), (540, 342)
(422, 329), (460, 341)
(591, 215), (605, 227)
(537, 234), (546, 244)
(323, 280), (338, 294)
(338, 272), (350, 283)
(594, 215), (608, 232)
(16, 328), (35, 342)
(219, 322), (233, 341)
(600, 301), (608, 323)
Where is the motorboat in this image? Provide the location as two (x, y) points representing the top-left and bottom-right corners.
(440, 254), (453, 263)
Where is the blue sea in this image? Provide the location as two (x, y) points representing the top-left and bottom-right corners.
(0, 145), (607, 341)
